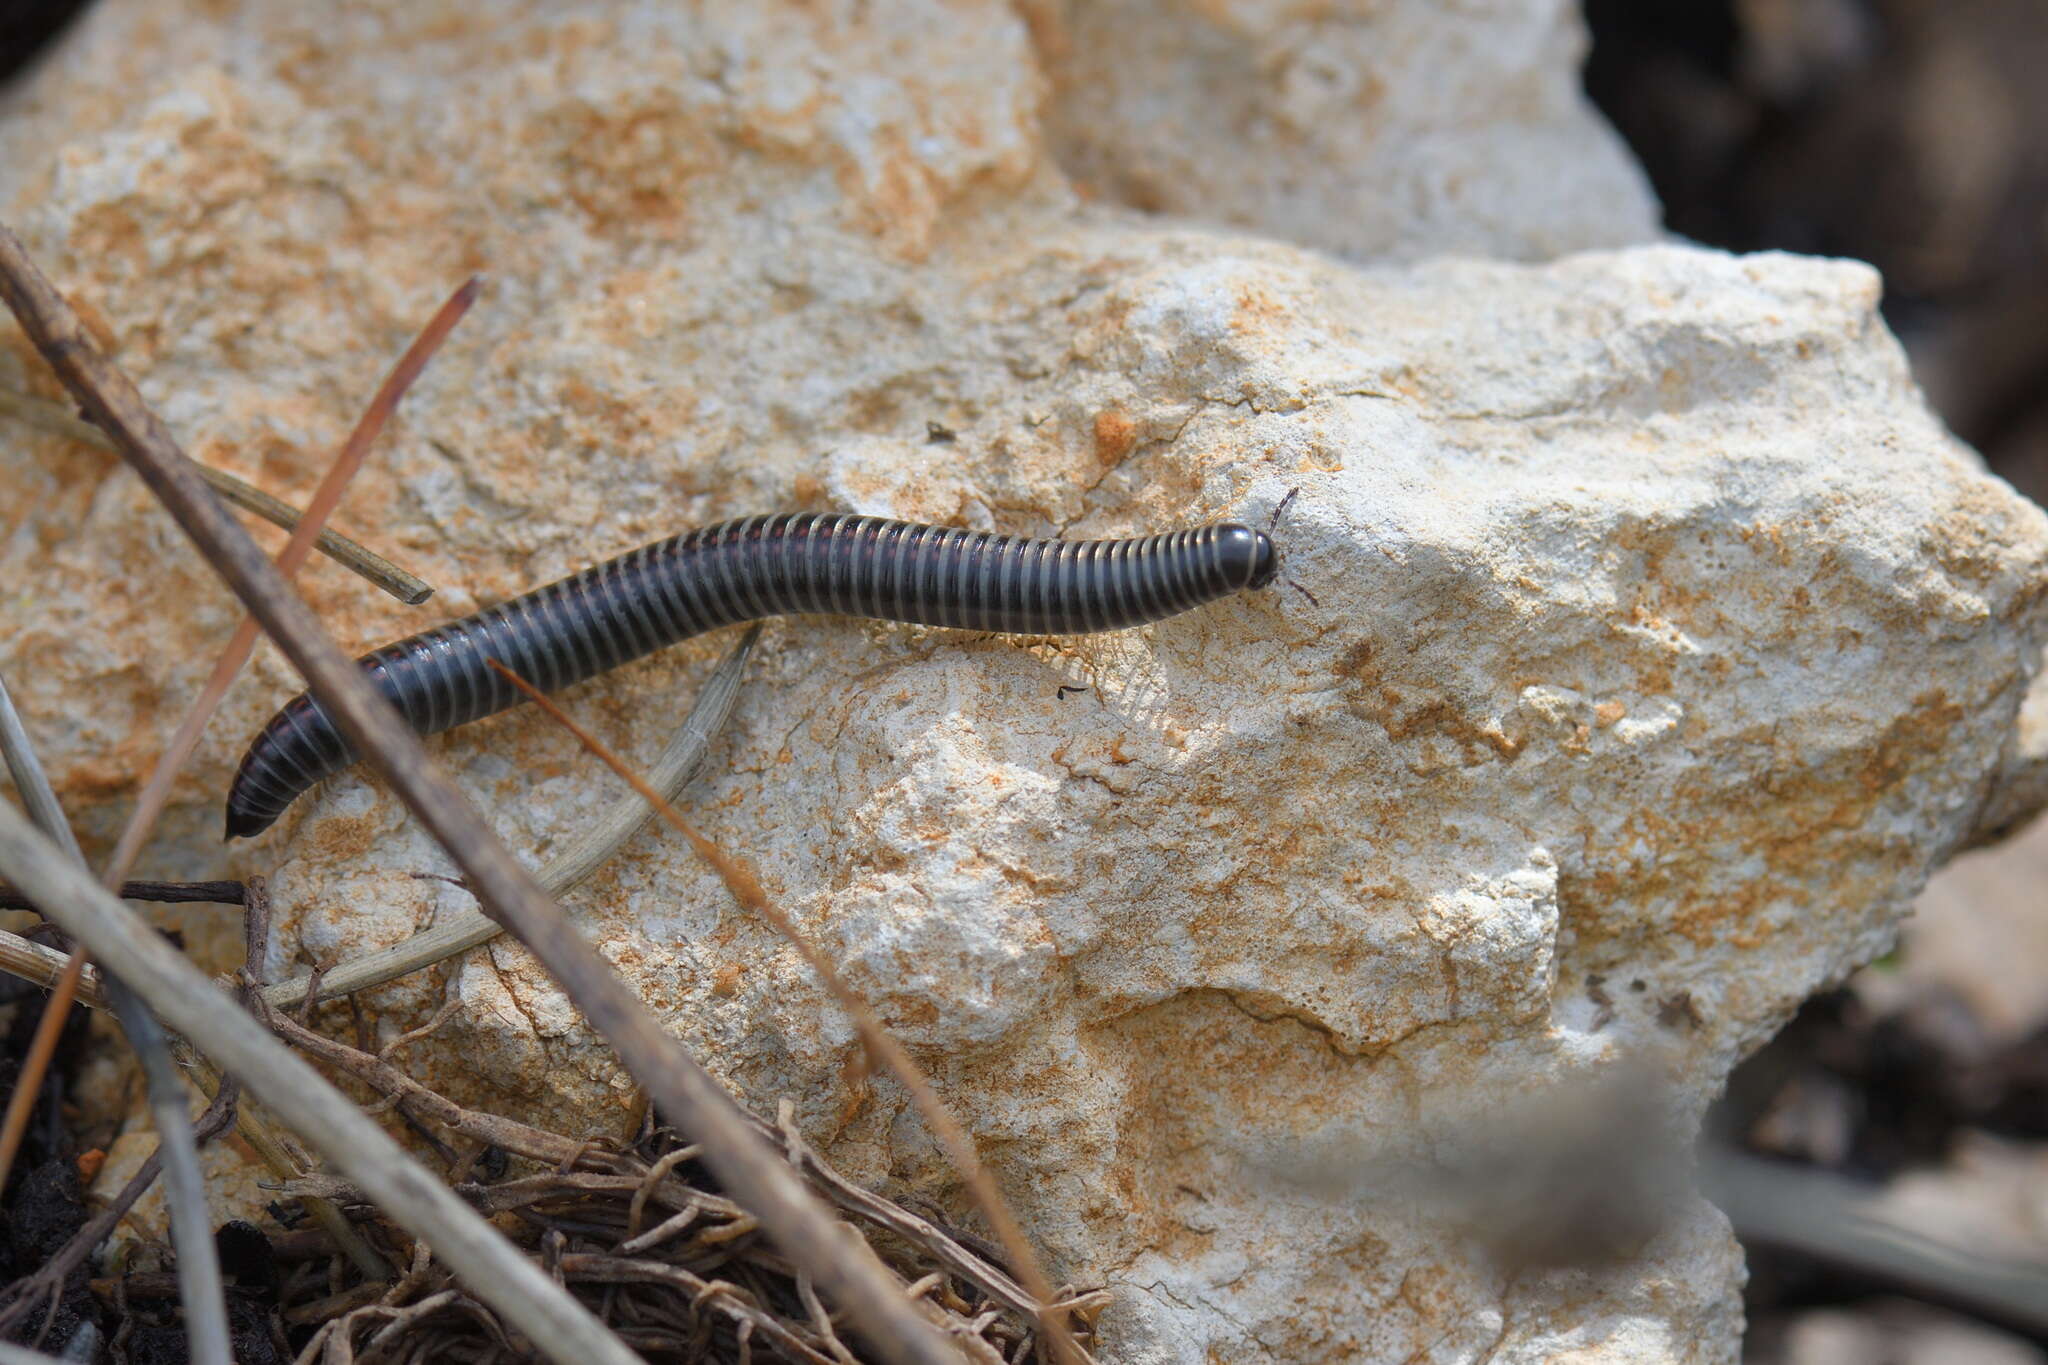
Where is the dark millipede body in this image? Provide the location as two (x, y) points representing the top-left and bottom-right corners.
(225, 513), (1278, 838)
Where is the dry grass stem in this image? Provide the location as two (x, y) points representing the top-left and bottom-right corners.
(0, 798), (636, 1365)
(180, 1046), (392, 1282)
(487, 661), (1087, 1364)
(0, 672), (232, 1362)
(253, 1002), (1090, 1362)
(0, 223), (962, 1364)
(98, 273), (480, 895)
(258, 622), (759, 1013)
(0, 385), (433, 604)
(0, 273), (479, 1209)
(0, 927), (103, 1002)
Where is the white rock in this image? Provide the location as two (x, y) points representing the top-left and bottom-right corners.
(1037, 0), (1661, 262)
(1772, 1299), (2047, 1365)
(1, 3), (2043, 1362)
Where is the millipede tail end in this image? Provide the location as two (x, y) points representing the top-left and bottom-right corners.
(225, 806), (270, 841)
(224, 758), (285, 840)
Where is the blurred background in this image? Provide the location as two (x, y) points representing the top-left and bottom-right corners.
(4, 1), (2047, 1360)
(1586, 3), (2048, 1361)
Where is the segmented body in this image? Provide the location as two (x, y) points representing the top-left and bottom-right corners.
(225, 512), (1277, 837)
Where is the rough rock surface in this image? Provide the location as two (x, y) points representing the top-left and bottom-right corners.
(1036, 0), (1661, 262)
(2, 3), (2045, 1362)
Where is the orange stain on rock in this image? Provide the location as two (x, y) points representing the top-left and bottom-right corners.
(1230, 281), (1288, 335)
(1092, 409), (1137, 467)
(538, 92), (723, 243)
(1564, 688), (1964, 955)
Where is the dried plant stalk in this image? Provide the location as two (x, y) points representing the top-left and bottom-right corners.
(0, 276), (477, 1211)
(0, 385), (433, 604)
(179, 1044), (392, 1282)
(252, 1003), (1098, 1363)
(0, 220), (963, 1364)
(491, 662), (1088, 1363)
(0, 927), (100, 1000)
(259, 622), (760, 1012)
(97, 276), (480, 896)
(0, 670), (232, 1363)
(0, 799), (639, 1365)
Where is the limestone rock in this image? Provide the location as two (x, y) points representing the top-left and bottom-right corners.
(1035, 0), (1662, 262)
(2, 3), (2044, 1363)
(1767, 1301), (2047, 1365)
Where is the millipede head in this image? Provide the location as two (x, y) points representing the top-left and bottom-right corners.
(1215, 522), (1279, 590)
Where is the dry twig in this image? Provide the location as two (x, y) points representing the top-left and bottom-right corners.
(490, 663), (1087, 1363)
(253, 1003), (1087, 1363)
(0, 879), (245, 911)
(0, 669), (233, 1364)
(0, 222), (960, 1363)
(0, 385), (433, 604)
(98, 274), (480, 894)
(259, 622), (759, 1013)
(0, 798), (638, 1365)
(179, 1043), (392, 1282)
(0, 274), (477, 1207)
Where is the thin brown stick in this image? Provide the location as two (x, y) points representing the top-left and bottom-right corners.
(0, 223), (963, 1365)
(224, 882), (396, 1282)
(0, 939), (77, 1198)
(487, 661), (1081, 1363)
(0, 878), (245, 910)
(180, 1046), (392, 1282)
(0, 386), (433, 604)
(0, 671), (232, 1364)
(100, 274), (480, 893)
(256, 997), (617, 1149)
(257, 623), (758, 1013)
(0, 804), (635, 1365)
(0, 276), (479, 1199)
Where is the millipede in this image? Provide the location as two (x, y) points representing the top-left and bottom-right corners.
(225, 511), (1279, 837)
